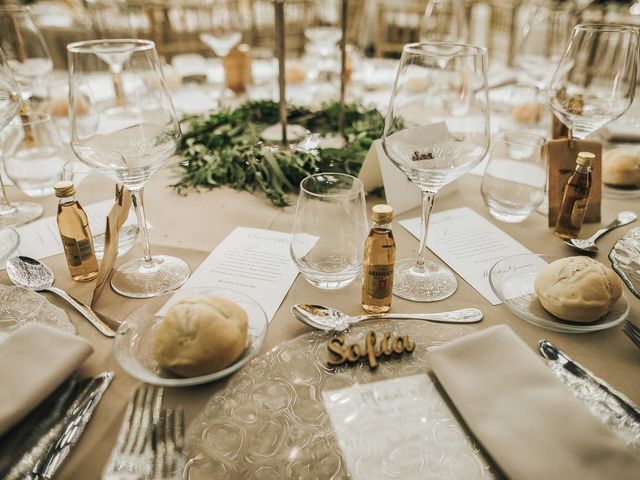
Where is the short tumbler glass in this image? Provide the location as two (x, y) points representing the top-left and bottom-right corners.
(290, 173), (368, 289)
(480, 132), (546, 223)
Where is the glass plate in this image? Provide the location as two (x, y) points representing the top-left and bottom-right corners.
(609, 227), (640, 300)
(113, 287), (268, 387)
(489, 254), (630, 333)
(0, 284), (74, 339)
(184, 320), (495, 480)
(0, 227), (19, 263)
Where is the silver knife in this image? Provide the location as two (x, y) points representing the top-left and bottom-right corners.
(539, 341), (640, 423)
(30, 371), (114, 479)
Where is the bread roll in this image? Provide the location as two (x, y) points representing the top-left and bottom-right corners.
(153, 295), (248, 377)
(603, 148), (640, 187)
(512, 102), (545, 124)
(534, 256), (622, 323)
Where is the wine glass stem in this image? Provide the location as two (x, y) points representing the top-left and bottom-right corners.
(129, 188), (153, 263)
(0, 173), (17, 215)
(416, 189), (437, 269)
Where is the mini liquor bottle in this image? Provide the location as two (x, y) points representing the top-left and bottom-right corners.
(554, 151), (594, 240)
(55, 180), (99, 282)
(362, 204), (396, 314)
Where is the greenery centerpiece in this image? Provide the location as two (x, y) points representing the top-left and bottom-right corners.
(174, 100), (384, 207)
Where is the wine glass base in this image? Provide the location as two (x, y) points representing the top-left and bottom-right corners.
(111, 255), (190, 299)
(0, 227), (20, 262)
(393, 258), (458, 302)
(0, 202), (44, 227)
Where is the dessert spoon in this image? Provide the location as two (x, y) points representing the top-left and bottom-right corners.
(6, 256), (116, 337)
(292, 304), (483, 332)
(565, 211), (637, 254)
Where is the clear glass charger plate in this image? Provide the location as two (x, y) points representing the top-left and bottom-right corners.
(609, 226), (640, 300)
(0, 284), (74, 339)
(489, 254), (630, 333)
(113, 287), (268, 387)
(184, 320), (495, 480)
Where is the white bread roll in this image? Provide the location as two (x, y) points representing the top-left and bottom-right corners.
(603, 148), (640, 187)
(534, 257), (622, 323)
(153, 295), (248, 377)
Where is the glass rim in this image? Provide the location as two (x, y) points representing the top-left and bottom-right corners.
(7, 112), (53, 127)
(300, 173), (364, 199)
(402, 42), (487, 58)
(499, 131), (546, 146)
(67, 39), (156, 54)
(574, 23), (640, 34)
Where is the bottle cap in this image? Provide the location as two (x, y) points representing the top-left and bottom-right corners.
(372, 204), (393, 223)
(54, 180), (76, 198)
(576, 151), (595, 167)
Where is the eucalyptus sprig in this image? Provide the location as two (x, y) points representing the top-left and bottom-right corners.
(173, 100), (384, 207)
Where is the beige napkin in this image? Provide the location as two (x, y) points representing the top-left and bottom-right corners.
(428, 325), (640, 480)
(0, 323), (93, 436)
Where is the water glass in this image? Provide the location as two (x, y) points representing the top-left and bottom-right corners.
(290, 173), (368, 289)
(2, 113), (67, 196)
(481, 132), (547, 223)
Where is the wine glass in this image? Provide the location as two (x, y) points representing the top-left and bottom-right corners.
(548, 24), (639, 141)
(305, 0), (342, 57)
(67, 39), (189, 298)
(419, 0), (468, 43)
(516, 0), (577, 89)
(0, 45), (43, 226)
(383, 42), (490, 302)
(0, 5), (53, 111)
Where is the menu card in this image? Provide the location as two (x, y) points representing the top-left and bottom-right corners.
(399, 207), (533, 304)
(169, 227), (299, 321)
(322, 374), (489, 480)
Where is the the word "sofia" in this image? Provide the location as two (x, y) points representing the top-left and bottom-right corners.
(326, 330), (415, 369)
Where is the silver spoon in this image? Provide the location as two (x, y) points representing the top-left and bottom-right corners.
(6, 256), (116, 337)
(292, 304), (483, 332)
(565, 211), (637, 253)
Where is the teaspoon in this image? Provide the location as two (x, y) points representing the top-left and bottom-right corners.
(565, 211), (637, 254)
(292, 304), (483, 332)
(6, 256), (116, 337)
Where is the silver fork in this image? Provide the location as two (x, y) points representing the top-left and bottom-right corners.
(623, 320), (640, 351)
(102, 385), (164, 480)
(152, 407), (185, 479)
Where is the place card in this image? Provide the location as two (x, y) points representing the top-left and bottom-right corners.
(322, 374), (488, 480)
(399, 207), (533, 304)
(167, 227), (299, 321)
(12, 199), (139, 264)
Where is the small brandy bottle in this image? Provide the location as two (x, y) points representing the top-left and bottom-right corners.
(362, 204), (396, 314)
(554, 151), (594, 240)
(55, 181), (99, 282)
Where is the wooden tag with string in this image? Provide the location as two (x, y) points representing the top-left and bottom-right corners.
(91, 185), (132, 307)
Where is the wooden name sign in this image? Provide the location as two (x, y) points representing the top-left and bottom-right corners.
(326, 330), (415, 369)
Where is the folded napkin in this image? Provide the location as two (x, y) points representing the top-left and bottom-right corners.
(428, 325), (640, 480)
(0, 323), (93, 436)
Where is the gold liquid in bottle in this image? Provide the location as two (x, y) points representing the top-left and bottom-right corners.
(554, 151), (594, 240)
(362, 204), (396, 314)
(55, 180), (99, 282)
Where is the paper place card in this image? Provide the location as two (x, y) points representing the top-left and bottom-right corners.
(322, 374), (490, 480)
(13, 199), (139, 263)
(170, 227), (299, 321)
(400, 207), (533, 305)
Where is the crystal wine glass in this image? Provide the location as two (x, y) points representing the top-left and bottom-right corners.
(548, 24), (639, 141)
(0, 45), (43, 226)
(67, 39), (189, 298)
(305, 0), (342, 57)
(419, 0), (468, 43)
(0, 5), (53, 111)
(383, 42), (490, 302)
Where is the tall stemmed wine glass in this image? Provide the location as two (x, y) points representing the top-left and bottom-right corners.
(0, 45), (43, 226)
(419, 0), (468, 43)
(548, 24), (639, 141)
(383, 43), (490, 302)
(67, 39), (189, 298)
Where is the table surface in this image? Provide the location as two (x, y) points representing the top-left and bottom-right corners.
(1, 155), (639, 478)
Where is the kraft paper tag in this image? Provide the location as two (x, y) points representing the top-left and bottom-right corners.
(547, 138), (602, 227)
(91, 186), (132, 307)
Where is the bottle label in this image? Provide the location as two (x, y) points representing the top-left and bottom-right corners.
(570, 199), (588, 227)
(365, 265), (394, 298)
(61, 235), (93, 267)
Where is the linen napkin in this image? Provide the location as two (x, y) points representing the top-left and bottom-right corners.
(0, 323), (93, 436)
(428, 325), (640, 480)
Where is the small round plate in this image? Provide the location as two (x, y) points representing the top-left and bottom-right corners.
(489, 254), (630, 333)
(113, 287), (268, 386)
